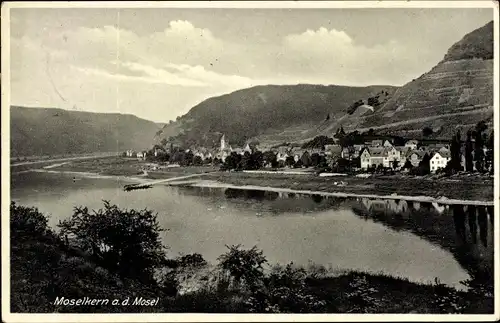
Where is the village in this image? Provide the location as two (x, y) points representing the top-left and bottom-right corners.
(123, 125), (494, 176)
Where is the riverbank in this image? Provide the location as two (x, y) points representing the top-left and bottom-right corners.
(17, 157), (494, 203)
(198, 171), (494, 204)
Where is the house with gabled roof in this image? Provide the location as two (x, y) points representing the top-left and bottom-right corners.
(383, 140), (394, 148)
(430, 150), (451, 173)
(360, 147), (391, 169)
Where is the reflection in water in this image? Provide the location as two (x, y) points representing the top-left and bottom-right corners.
(420, 202), (432, 211)
(354, 197), (494, 290)
(487, 206), (493, 226)
(477, 206), (488, 248)
(224, 188), (279, 201)
(452, 205), (467, 244)
(432, 202), (446, 214)
(467, 206), (478, 245)
(311, 194), (323, 204)
(413, 202), (420, 210)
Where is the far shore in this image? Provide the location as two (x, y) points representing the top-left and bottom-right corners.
(161, 179), (494, 206)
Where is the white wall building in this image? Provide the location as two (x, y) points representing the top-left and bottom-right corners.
(430, 151), (451, 172)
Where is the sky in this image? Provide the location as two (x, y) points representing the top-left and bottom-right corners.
(9, 7), (493, 123)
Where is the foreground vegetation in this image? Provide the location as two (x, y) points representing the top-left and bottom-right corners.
(10, 201), (493, 313)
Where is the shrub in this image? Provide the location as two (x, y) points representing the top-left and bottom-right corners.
(244, 263), (327, 313)
(217, 245), (267, 289)
(10, 202), (51, 239)
(58, 201), (167, 283)
(176, 253), (208, 268)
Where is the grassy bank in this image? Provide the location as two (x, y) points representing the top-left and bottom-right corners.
(203, 172), (493, 202)
(51, 157), (218, 178)
(10, 202), (493, 314)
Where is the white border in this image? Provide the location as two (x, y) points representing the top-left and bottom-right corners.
(1, 1), (499, 322)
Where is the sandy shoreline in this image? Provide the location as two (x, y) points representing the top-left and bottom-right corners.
(164, 179), (495, 206)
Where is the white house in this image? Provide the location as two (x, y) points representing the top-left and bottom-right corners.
(370, 147), (391, 168)
(360, 147), (390, 169)
(360, 148), (371, 170)
(136, 151), (147, 160)
(430, 151), (451, 172)
(386, 146), (401, 167)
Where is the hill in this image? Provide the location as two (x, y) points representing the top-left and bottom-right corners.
(159, 84), (398, 148)
(10, 106), (162, 157)
(312, 20), (494, 140)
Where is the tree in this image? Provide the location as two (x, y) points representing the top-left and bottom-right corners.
(317, 155), (328, 168)
(474, 122), (487, 173)
(392, 160), (399, 170)
(310, 153), (321, 167)
(217, 245), (267, 289)
(181, 151), (194, 166)
(418, 153), (431, 175)
(11, 202), (50, 239)
(193, 155), (203, 166)
(240, 151), (252, 170)
(223, 152), (242, 170)
(485, 131), (494, 174)
(58, 201), (167, 283)
(465, 130), (474, 172)
(300, 152), (311, 168)
(285, 156), (295, 168)
(367, 96), (380, 107)
(422, 127), (433, 137)
(450, 131), (462, 172)
(402, 159), (413, 170)
(251, 150), (264, 170)
(263, 151), (277, 168)
(335, 158), (350, 173)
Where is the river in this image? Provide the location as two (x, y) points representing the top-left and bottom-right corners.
(10, 171), (494, 290)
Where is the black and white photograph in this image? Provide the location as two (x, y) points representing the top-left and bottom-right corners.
(1, 1), (498, 321)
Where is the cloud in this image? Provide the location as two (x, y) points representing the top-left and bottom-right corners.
(279, 27), (423, 85)
(163, 63), (268, 88)
(10, 22), (271, 122)
(10, 19), (435, 122)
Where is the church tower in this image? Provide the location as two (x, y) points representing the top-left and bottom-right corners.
(220, 134), (226, 151)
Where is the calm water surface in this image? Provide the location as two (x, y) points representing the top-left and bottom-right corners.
(11, 172), (494, 290)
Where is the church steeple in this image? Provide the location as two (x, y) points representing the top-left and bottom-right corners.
(220, 134), (226, 151)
